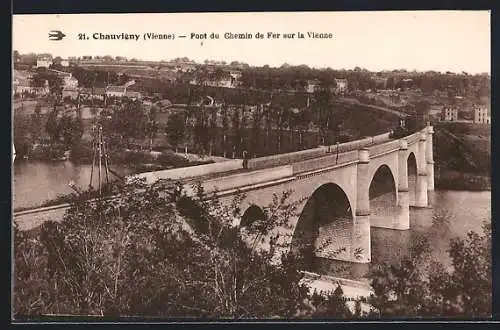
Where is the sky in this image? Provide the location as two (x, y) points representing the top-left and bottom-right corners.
(12, 11), (490, 74)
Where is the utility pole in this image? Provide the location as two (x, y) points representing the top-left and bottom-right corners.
(89, 123), (110, 195)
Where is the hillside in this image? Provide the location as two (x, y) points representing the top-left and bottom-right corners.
(433, 123), (490, 190)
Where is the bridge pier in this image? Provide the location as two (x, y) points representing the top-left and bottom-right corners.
(416, 132), (428, 207)
(426, 125), (435, 191)
(353, 148), (371, 263)
(395, 139), (410, 230)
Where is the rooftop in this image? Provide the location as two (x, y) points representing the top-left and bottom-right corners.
(81, 87), (107, 94)
(107, 86), (127, 93)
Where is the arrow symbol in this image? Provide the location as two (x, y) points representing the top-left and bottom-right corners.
(48, 30), (66, 41)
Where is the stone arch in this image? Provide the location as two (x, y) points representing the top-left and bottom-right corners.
(369, 164), (398, 228)
(240, 204), (266, 228)
(407, 152), (418, 206)
(291, 183), (353, 271)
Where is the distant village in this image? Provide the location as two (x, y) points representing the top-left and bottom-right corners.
(13, 52), (491, 126)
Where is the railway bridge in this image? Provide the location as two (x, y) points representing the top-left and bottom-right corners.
(14, 126), (435, 266)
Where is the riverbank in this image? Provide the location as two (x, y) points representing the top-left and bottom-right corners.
(27, 142), (217, 171)
(435, 171), (491, 191)
(12, 149), (233, 212)
(433, 123), (490, 191)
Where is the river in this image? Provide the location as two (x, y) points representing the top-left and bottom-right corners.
(12, 159), (134, 210)
(315, 190), (491, 280)
(372, 190), (491, 268)
(13, 160), (491, 282)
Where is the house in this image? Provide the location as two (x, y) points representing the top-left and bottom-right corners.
(442, 106), (459, 121)
(229, 70), (242, 80)
(159, 70), (179, 84)
(14, 83), (49, 96)
(106, 85), (127, 97)
(49, 70), (79, 89)
(62, 74), (78, 89)
(189, 70), (239, 88)
(334, 78), (348, 95)
(79, 87), (106, 101)
(13, 70), (50, 96)
(372, 76), (388, 89)
(125, 90), (142, 100)
(306, 79), (321, 94)
(473, 104), (491, 124)
(63, 73), (78, 89)
(36, 56), (53, 68)
(171, 61), (197, 73)
(123, 80), (136, 88)
(62, 88), (79, 100)
(60, 59), (69, 67)
(429, 104), (445, 116)
(214, 74), (236, 88)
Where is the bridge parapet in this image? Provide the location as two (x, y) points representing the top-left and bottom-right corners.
(406, 132), (421, 145)
(247, 147), (326, 170)
(368, 139), (401, 157)
(337, 137), (373, 152)
(247, 130), (394, 171)
(194, 165), (294, 195)
(133, 159), (243, 184)
(292, 150), (358, 174)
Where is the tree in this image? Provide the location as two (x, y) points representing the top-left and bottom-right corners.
(30, 103), (43, 142)
(386, 77), (395, 90)
(31, 71), (63, 95)
(193, 110), (210, 155)
(263, 103), (273, 153)
(207, 108), (218, 156)
(145, 106), (159, 151)
(314, 88), (332, 146)
(109, 100), (148, 148)
(414, 101), (431, 128)
(251, 105), (262, 157)
(59, 114), (84, 147)
(45, 108), (61, 142)
(368, 218), (491, 318)
(221, 104), (229, 158)
(13, 50), (20, 62)
(13, 179), (353, 318)
(296, 110), (311, 149)
(476, 77), (490, 99)
(165, 112), (186, 153)
(426, 222), (491, 317)
(231, 106), (241, 158)
(239, 106), (248, 156)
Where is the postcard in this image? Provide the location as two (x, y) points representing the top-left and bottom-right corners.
(12, 11), (491, 320)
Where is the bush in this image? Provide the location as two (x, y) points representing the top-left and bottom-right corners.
(13, 180), (349, 319)
(109, 150), (156, 165)
(368, 222), (491, 318)
(156, 151), (189, 167)
(30, 143), (67, 160)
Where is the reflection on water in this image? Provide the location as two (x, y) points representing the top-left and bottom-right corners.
(13, 160), (133, 210)
(314, 190), (491, 280)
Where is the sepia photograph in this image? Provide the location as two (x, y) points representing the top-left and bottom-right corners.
(12, 10), (491, 320)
